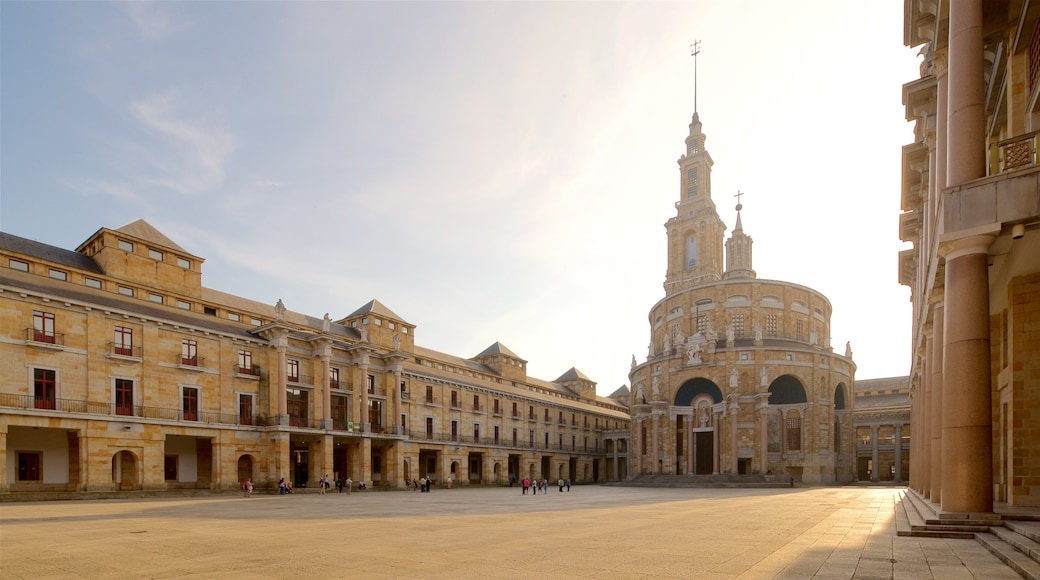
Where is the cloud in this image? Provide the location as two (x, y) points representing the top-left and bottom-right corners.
(123, 2), (186, 41)
(59, 177), (141, 202)
(128, 90), (237, 195)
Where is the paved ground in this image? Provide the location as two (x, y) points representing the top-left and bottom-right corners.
(0, 485), (1019, 579)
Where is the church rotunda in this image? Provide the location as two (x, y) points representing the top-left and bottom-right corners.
(628, 110), (856, 484)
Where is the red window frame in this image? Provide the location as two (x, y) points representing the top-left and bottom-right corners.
(115, 378), (134, 416)
(329, 367), (340, 389)
(181, 339), (198, 366)
(239, 394), (253, 425)
(451, 420), (458, 442)
(331, 396), (348, 430)
(182, 387), (198, 421)
(287, 389), (308, 427)
(238, 350), (253, 374)
(367, 375), (375, 394)
(33, 310), (55, 343)
(34, 368), (56, 410)
(425, 417), (434, 439)
(114, 326), (133, 356)
(287, 359), (300, 383)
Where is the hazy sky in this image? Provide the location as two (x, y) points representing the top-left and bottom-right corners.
(1, 1), (920, 395)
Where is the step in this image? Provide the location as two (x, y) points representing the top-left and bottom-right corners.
(994, 524), (1040, 562)
(976, 531), (1040, 580)
(1008, 520), (1040, 545)
(895, 491), (913, 537)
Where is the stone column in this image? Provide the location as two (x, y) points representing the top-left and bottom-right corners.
(941, 235), (995, 514)
(946, 0), (985, 187)
(634, 417), (643, 475)
(650, 413), (659, 474)
(930, 301), (944, 503)
(922, 338), (932, 497)
(713, 409), (721, 475)
(612, 437), (619, 480)
(392, 365), (403, 435)
(319, 349), (332, 429)
(0, 424), (7, 493)
(685, 414), (693, 475)
(359, 357), (370, 433)
(871, 425), (880, 482)
(274, 337), (288, 421)
(895, 424), (904, 482)
(358, 437), (372, 486)
(729, 395), (739, 474)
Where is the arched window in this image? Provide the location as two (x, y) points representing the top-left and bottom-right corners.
(686, 236), (697, 270)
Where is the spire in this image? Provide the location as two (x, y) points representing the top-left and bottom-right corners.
(724, 193), (756, 280)
(691, 39), (701, 119)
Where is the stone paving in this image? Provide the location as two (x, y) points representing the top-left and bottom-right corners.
(0, 485), (1019, 579)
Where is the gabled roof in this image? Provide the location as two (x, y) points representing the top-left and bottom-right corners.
(474, 341), (523, 360)
(608, 385), (631, 398)
(114, 219), (191, 255)
(556, 367), (592, 382)
(345, 299), (406, 322)
(0, 231), (104, 275)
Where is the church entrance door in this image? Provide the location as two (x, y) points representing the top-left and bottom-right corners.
(694, 431), (713, 475)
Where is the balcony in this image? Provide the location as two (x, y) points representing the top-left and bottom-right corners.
(990, 130), (1040, 175)
(108, 343), (142, 359)
(178, 355), (206, 369)
(287, 374), (312, 385)
(26, 328), (64, 346)
(235, 364), (261, 377)
(0, 393), (268, 426)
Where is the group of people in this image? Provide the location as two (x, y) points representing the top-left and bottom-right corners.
(519, 477), (571, 494)
(407, 476), (435, 492)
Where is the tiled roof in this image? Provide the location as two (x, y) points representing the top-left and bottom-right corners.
(0, 231), (104, 275)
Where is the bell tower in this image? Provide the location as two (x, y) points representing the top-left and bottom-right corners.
(664, 43), (726, 295)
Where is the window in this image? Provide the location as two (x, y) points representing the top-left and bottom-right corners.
(494, 425), (500, 445)
(426, 417), (434, 439)
(115, 378), (134, 416)
(796, 320), (804, 341)
(177, 257), (190, 269)
(368, 400), (382, 432)
(203, 306), (216, 316)
(287, 360), (300, 382)
(786, 416), (802, 451)
(512, 402), (518, 417)
(165, 456), (177, 481)
(332, 396), (348, 430)
(451, 420), (458, 442)
(34, 368), (56, 409)
(558, 411), (564, 425)
(572, 435), (576, 450)
(148, 293), (163, 304)
(545, 432), (550, 447)
(48, 269), (67, 281)
(287, 388), (308, 427)
(181, 339), (198, 366)
(238, 350), (254, 375)
(400, 381), (407, 399)
(544, 408), (549, 422)
(529, 430), (535, 447)
(686, 167), (698, 198)
(512, 428), (518, 446)
(182, 387), (198, 421)
(731, 314), (745, 337)
(239, 394), (253, 425)
(473, 394), (480, 411)
(114, 326), (133, 356)
(766, 314), (778, 337)
(228, 312), (240, 322)
(33, 310), (55, 343)
(118, 239), (134, 252)
(493, 399), (500, 415)
(473, 424), (480, 442)
(9, 259), (29, 271)
(250, 318), (262, 327)
(85, 277), (102, 289)
(529, 405), (535, 420)
(367, 375), (375, 394)
(118, 286), (134, 297)
(330, 367), (340, 389)
(17, 452), (42, 481)
(148, 249), (163, 261)
(451, 391), (459, 408)
(177, 300), (190, 310)
(426, 385), (434, 404)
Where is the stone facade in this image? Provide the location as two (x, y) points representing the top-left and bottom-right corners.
(902, 1), (1040, 510)
(853, 376), (910, 482)
(0, 221), (630, 494)
(628, 112), (856, 484)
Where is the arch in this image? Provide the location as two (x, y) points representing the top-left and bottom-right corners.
(833, 383), (848, 410)
(768, 375), (807, 404)
(493, 462), (501, 482)
(685, 235), (697, 270)
(450, 461), (459, 477)
(111, 450), (138, 490)
(237, 455), (254, 483)
(403, 459), (410, 481)
(674, 378), (723, 406)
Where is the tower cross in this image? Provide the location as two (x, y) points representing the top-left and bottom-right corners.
(734, 190), (744, 208)
(690, 39), (701, 114)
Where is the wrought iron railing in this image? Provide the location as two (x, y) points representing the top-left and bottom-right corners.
(26, 328), (65, 346)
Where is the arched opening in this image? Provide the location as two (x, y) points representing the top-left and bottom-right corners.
(403, 459), (410, 482)
(492, 462), (501, 482)
(833, 383), (847, 410)
(111, 450), (138, 491)
(237, 455), (254, 484)
(768, 375), (808, 404)
(674, 378), (723, 406)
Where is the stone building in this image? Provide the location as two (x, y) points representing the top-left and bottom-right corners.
(901, 0), (1040, 510)
(628, 110), (856, 484)
(853, 376), (910, 483)
(0, 220), (630, 494)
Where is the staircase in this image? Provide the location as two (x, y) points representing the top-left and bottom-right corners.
(895, 489), (1040, 579)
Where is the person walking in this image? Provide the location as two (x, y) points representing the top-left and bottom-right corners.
(566, 478), (571, 492)
(558, 478), (564, 492)
(345, 477), (352, 494)
(522, 478), (529, 495)
(242, 478), (253, 498)
(318, 475), (326, 495)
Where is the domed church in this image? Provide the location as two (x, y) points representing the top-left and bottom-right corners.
(627, 109), (856, 484)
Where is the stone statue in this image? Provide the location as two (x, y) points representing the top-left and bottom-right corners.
(322, 313), (331, 333)
(810, 328), (818, 346)
(631, 354), (637, 370)
(727, 324), (735, 343)
(652, 376), (660, 398)
(358, 324), (368, 343)
(706, 322), (718, 343)
(845, 341), (853, 358)
(698, 406), (709, 428)
(393, 333), (401, 351)
(754, 324), (762, 342)
(672, 325), (685, 346)
(663, 332), (671, 353)
(636, 383), (646, 404)
(686, 337), (702, 365)
(275, 299), (286, 321)
(729, 368), (738, 389)
(760, 367), (768, 386)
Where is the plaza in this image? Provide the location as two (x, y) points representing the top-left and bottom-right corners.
(0, 485), (1018, 579)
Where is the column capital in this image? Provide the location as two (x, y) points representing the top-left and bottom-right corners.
(939, 229), (998, 261)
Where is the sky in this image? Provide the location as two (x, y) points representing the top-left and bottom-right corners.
(0, 1), (921, 396)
